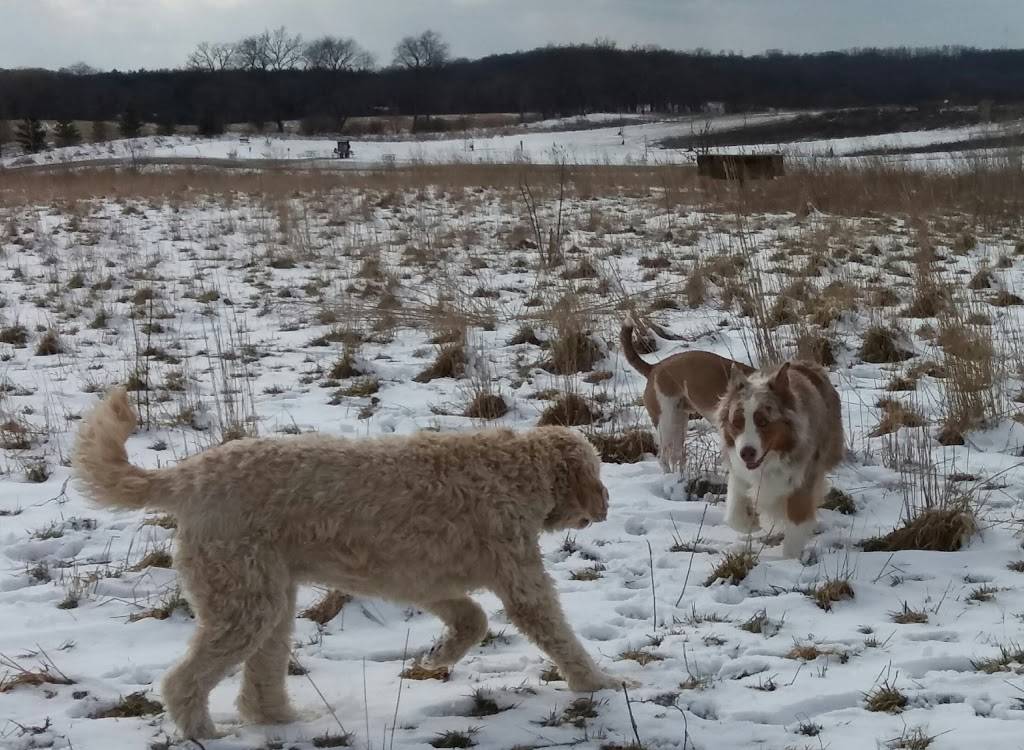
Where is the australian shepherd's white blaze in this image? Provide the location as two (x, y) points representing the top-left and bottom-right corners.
(716, 360), (844, 559)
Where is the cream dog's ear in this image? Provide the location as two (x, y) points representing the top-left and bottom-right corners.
(570, 460), (608, 523)
(544, 431), (608, 529)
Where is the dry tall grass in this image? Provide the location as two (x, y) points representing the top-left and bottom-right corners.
(5, 157), (1023, 226)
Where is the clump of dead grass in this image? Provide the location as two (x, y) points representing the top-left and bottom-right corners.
(508, 325), (542, 346)
(972, 642), (1024, 673)
(540, 664), (563, 683)
(0, 324), (29, 347)
(885, 725), (936, 750)
(862, 507), (976, 552)
(903, 257), (950, 318)
(0, 657), (74, 693)
(92, 691), (163, 719)
(870, 398), (926, 437)
(586, 429), (656, 463)
(466, 689), (508, 718)
(556, 696), (602, 728)
(684, 262), (707, 308)
(968, 266), (996, 290)
(864, 679), (908, 713)
(860, 325), (913, 363)
(991, 290), (1024, 307)
(767, 294), (800, 327)
(795, 329), (836, 366)
(935, 317), (999, 445)
(806, 280), (860, 327)
(541, 295), (603, 375)
(537, 393), (597, 426)
(312, 732), (353, 747)
(337, 377), (380, 398)
(617, 647), (664, 666)
(562, 258), (600, 279)
(128, 588), (192, 622)
(544, 328), (603, 375)
(34, 329), (63, 356)
(0, 418), (33, 450)
(464, 393), (509, 419)
(786, 642), (834, 661)
(967, 583), (999, 602)
(890, 602), (929, 624)
(329, 348), (365, 379)
(704, 549), (758, 586)
(301, 590), (352, 625)
(129, 549), (172, 571)
(821, 487), (856, 514)
(415, 343), (466, 382)
(738, 610), (777, 635)
(808, 578), (854, 611)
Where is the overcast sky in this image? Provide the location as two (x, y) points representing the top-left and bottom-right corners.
(1, 0), (1022, 71)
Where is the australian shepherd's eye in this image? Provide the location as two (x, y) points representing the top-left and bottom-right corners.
(753, 411), (768, 428)
(731, 410), (744, 429)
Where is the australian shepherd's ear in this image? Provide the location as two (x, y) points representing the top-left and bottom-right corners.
(729, 362), (750, 389)
(771, 361), (791, 390)
(769, 361), (795, 406)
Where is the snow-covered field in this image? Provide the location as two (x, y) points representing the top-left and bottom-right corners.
(2, 170), (1024, 750)
(2, 112), (796, 170)
(4, 110), (1022, 173)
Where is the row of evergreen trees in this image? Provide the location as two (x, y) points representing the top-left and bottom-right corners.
(3, 109), (191, 154)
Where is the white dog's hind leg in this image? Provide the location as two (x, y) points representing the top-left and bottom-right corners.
(657, 395), (689, 476)
(421, 597), (488, 668)
(237, 584), (299, 725)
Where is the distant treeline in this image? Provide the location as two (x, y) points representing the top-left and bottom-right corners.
(2, 44), (1023, 133)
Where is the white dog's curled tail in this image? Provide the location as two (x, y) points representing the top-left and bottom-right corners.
(74, 387), (160, 510)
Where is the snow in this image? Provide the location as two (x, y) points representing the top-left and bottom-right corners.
(3, 111), (1022, 174)
(1, 183), (1024, 750)
(0, 112), (799, 170)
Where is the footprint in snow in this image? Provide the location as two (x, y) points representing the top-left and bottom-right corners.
(624, 517), (647, 535)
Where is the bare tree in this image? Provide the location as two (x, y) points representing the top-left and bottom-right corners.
(59, 62), (99, 75)
(304, 36), (374, 72)
(235, 32), (271, 71)
(264, 26), (305, 71)
(392, 30), (450, 128)
(392, 29), (450, 71)
(186, 42), (237, 71)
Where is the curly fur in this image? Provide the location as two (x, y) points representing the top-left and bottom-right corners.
(74, 388), (620, 738)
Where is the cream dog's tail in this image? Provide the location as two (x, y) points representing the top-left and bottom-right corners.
(74, 387), (163, 510)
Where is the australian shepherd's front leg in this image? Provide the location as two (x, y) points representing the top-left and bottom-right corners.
(780, 473), (825, 560)
(723, 470), (760, 534)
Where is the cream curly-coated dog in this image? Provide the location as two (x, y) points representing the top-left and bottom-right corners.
(74, 388), (623, 739)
